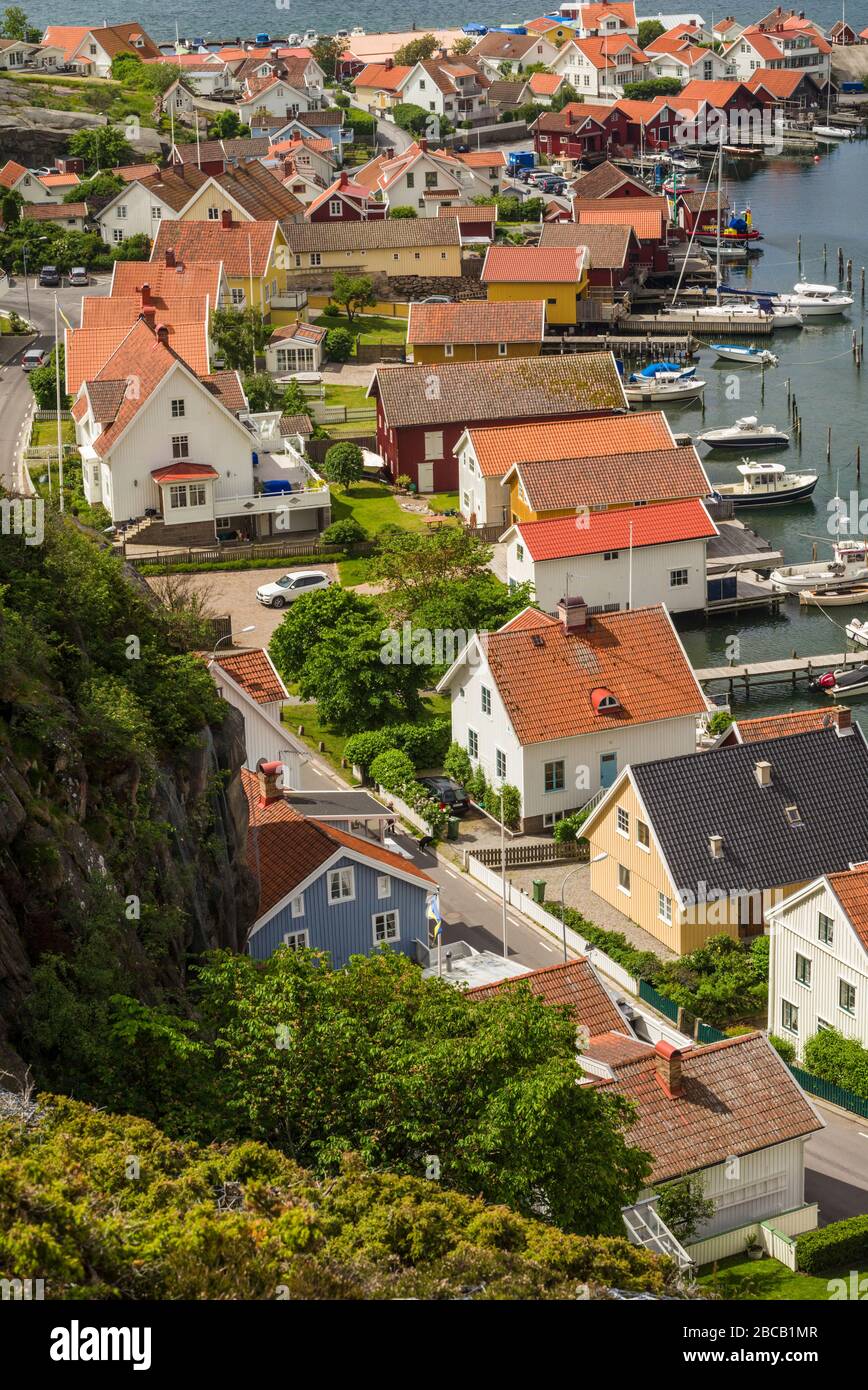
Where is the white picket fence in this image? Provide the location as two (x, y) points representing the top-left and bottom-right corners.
(466, 853), (639, 995)
(686, 1204), (818, 1271)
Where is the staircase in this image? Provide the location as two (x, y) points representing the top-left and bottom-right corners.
(621, 1198), (695, 1271)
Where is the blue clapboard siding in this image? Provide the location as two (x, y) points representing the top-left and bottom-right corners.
(247, 851), (431, 968)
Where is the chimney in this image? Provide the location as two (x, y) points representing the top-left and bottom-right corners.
(256, 760), (283, 805)
(339, 170), (349, 187)
(834, 705), (853, 736)
(141, 305), (156, 328)
(709, 834), (723, 860)
(419, 137), (428, 152)
(386, 146), (395, 159)
(165, 247), (176, 269)
(439, 46), (449, 59)
(557, 595), (588, 634)
(754, 759), (772, 788)
(155, 323), (169, 344)
(384, 57), (393, 70)
(221, 208), (233, 228)
(139, 282), (152, 307)
(655, 1041), (684, 1098)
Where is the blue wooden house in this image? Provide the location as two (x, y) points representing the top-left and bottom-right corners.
(243, 767), (436, 966)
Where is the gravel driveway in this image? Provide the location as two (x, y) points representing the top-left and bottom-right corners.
(147, 563), (338, 648)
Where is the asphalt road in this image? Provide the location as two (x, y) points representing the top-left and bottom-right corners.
(806, 1104), (868, 1223)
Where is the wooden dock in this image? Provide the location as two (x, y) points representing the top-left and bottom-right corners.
(621, 313), (774, 336)
(695, 650), (866, 694)
(543, 333), (695, 356)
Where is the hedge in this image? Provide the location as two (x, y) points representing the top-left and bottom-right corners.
(344, 717), (451, 774)
(803, 1027), (868, 1101)
(136, 552), (347, 576)
(796, 1215), (868, 1273)
(369, 748), (447, 834)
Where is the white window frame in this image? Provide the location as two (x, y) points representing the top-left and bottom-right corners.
(618, 863), (631, 895)
(188, 484), (207, 507)
(781, 998), (799, 1034)
(444, 343), (454, 358)
(207, 206), (220, 219)
(818, 911), (834, 945)
(670, 568), (689, 588)
(372, 909), (400, 944)
(171, 435), (190, 460)
(616, 806), (629, 838)
(290, 894), (305, 918)
(544, 759), (565, 794)
(171, 398), (185, 418)
(497, 342), (507, 357)
(168, 484), (188, 509)
(282, 929), (308, 950)
(468, 728), (478, 758)
(328, 198), (342, 216)
(328, 865), (355, 904)
(377, 874), (391, 900)
(480, 685), (491, 715)
(795, 952), (812, 988)
(839, 979), (856, 1015)
(636, 819), (650, 852)
(658, 891), (672, 925)
(495, 748), (507, 780)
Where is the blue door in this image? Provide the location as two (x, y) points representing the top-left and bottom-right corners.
(600, 752), (618, 789)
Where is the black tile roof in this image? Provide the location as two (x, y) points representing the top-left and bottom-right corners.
(632, 725), (868, 894)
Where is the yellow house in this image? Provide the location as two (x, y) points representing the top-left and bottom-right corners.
(150, 216), (306, 326)
(407, 299), (545, 363)
(525, 18), (578, 44)
(581, 725), (868, 955)
(283, 219), (462, 280)
(481, 245), (588, 327)
(351, 61), (413, 112)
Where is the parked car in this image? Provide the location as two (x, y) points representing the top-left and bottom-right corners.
(417, 775), (471, 816)
(67, 266), (89, 286)
(453, 142), (470, 153)
(21, 348), (47, 372)
(417, 295), (452, 304)
(38, 265), (60, 287)
(255, 570), (332, 608)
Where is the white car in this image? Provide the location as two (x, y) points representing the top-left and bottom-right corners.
(256, 570), (331, 608)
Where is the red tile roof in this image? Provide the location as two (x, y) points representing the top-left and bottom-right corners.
(83, 321), (185, 457)
(466, 957), (629, 1036)
(527, 71), (564, 95)
(478, 604), (706, 743)
(828, 864), (868, 955)
(572, 34), (648, 68)
(467, 411), (675, 478)
(455, 149), (506, 169)
(574, 202), (664, 240)
(680, 78), (752, 104)
(510, 446), (709, 512)
(151, 462), (220, 483)
(0, 160), (27, 188)
(407, 299), (545, 347)
(151, 219), (279, 277)
(25, 202), (88, 220)
(213, 649), (288, 705)
(736, 707), (848, 743)
(583, 1031), (651, 1065)
(746, 67), (817, 98)
(353, 61), (412, 91)
(593, 1033), (821, 1183)
(481, 245), (587, 284)
(580, 1), (637, 26)
(513, 499), (717, 561)
(38, 172), (80, 188)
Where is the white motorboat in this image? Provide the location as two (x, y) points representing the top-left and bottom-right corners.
(847, 618), (868, 644)
(812, 125), (854, 139)
(625, 376), (706, 405)
(697, 416), (790, 449)
(712, 460), (817, 508)
(812, 662), (868, 696)
(800, 585), (868, 606)
(771, 540), (868, 593)
(775, 281), (854, 318)
(662, 304), (801, 328)
(711, 343), (779, 366)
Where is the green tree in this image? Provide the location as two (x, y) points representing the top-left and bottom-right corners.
(323, 325), (353, 361)
(207, 109), (249, 140)
(637, 18), (666, 48)
(391, 102), (431, 137)
(394, 33), (439, 65)
(68, 127), (135, 174)
(281, 378), (310, 415)
(622, 77), (682, 99)
(452, 36), (474, 55)
(1, 5), (27, 39)
(0, 187), (22, 226)
(111, 231), (151, 261)
(331, 271), (375, 324)
(268, 585), (379, 683)
(389, 204), (418, 218)
(312, 34), (342, 80)
(211, 306), (271, 371)
(65, 171), (125, 208)
(299, 610), (423, 730)
(241, 373), (281, 412)
(28, 345), (69, 410)
(322, 441), (364, 491)
(654, 1177), (715, 1242)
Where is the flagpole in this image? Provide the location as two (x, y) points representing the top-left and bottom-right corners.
(54, 293), (64, 511)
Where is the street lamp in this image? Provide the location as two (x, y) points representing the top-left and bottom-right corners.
(212, 624), (255, 657)
(559, 850), (607, 963)
(499, 783), (508, 959)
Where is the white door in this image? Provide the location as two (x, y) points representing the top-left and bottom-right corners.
(417, 462), (434, 493)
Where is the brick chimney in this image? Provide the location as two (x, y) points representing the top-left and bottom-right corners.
(419, 137), (428, 152)
(384, 57), (393, 70)
(141, 305), (157, 328)
(139, 282), (152, 307)
(256, 759), (283, 805)
(557, 595), (588, 634)
(655, 1041), (684, 1098)
(833, 705), (852, 736)
(221, 208), (233, 228)
(165, 247), (176, 268)
(155, 323), (169, 344)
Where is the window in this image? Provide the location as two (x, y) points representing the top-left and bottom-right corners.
(818, 911), (834, 945)
(781, 999), (799, 1034)
(377, 875), (391, 899)
(839, 979), (856, 1015)
(373, 910), (400, 943)
(817, 1018), (833, 1032)
(207, 206), (220, 219)
(171, 398), (185, 418)
(795, 953), (811, 987)
(309, 252), (321, 266)
(603, 550), (619, 561)
(169, 484), (188, 509)
(328, 866), (355, 903)
(670, 568), (689, 588)
(151, 205), (162, 220)
(424, 430), (443, 460)
(406, 172), (415, 189)
(290, 894), (304, 918)
(516, 543), (524, 562)
(171, 435), (189, 459)
(481, 685), (491, 715)
(230, 287), (245, 305)
(282, 929), (308, 950)
(543, 809), (566, 828)
(496, 749), (507, 780)
(443, 342), (454, 358)
(112, 229), (125, 244)
(618, 863), (631, 895)
(329, 198), (342, 216)
(637, 820), (650, 850)
(116, 206), (127, 221)
(544, 760), (565, 793)
(498, 342), (507, 357)
(189, 484), (206, 507)
(425, 171), (437, 188)
(468, 728), (478, 759)
(658, 891), (672, 925)
(616, 806), (629, 837)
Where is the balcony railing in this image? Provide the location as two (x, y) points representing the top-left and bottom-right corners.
(269, 289), (308, 310)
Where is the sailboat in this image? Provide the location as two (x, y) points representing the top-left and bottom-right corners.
(813, 61), (853, 138)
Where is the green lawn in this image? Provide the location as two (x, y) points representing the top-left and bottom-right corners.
(5, 73), (156, 125)
(322, 384), (375, 410)
(314, 312), (407, 346)
(31, 420), (75, 448)
(337, 554), (376, 586)
(699, 1254), (868, 1300)
(284, 693), (450, 773)
(428, 492), (459, 514)
(331, 481), (457, 536)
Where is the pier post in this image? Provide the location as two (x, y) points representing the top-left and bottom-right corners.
(848, 260), (853, 293)
(858, 446), (862, 481)
(827, 426), (831, 465)
(862, 267), (866, 304)
(823, 243), (827, 272)
(838, 247), (845, 279)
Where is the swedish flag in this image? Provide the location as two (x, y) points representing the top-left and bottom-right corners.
(427, 893), (442, 942)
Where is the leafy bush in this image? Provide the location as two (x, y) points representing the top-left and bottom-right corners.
(323, 441), (364, 491)
(345, 718), (451, 775)
(443, 741), (473, 789)
(768, 1033), (797, 1065)
(370, 748), (416, 792)
(803, 1028), (868, 1100)
(706, 709), (733, 736)
(797, 1215), (868, 1274)
(324, 326), (354, 362)
(553, 807), (592, 843)
(321, 517), (368, 546)
(482, 782), (521, 829)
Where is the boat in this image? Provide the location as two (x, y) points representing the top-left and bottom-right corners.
(696, 416), (790, 449)
(799, 585), (868, 606)
(770, 540), (868, 593)
(711, 344), (779, 366)
(662, 304), (801, 328)
(668, 154), (701, 173)
(711, 460), (818, 508)
(696, 210), (764, 248)
(775, 281), (854, 318)
(812, 125), (855, 139)
(811, 663), (868, 696)
(624, 376), (706, 404)
(847, 617), (868, 645)
(718, 243), (751, 262)
(722, 145), (764, 159)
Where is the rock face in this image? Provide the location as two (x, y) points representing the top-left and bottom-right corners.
(0, 79), (163, 164)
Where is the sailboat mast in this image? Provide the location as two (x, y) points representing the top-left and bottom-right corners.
(715, 144), (722, 304)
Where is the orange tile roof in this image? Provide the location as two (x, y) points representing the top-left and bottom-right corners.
(24, 202), (88, 220)
(481, 245), (587, 284)
(466, 957), (630, 1036)
(527, 71), (564, 95)
(214, 649), (288, 705)
(579, 1), (637, 27)
(66, 327), (135, 394)
(513, 499), (717, 561)
(510, 446), (709, 512)
(151, 219), (278, 278)
(0, 160), (27, 188)
(746, 67), (816, 98)
(479, 604), (706, 744)
(151, 462), (219, 483)
(455, 149), (507, 169)
(573, 34), (648, 68)
(38, 172), (80, 188)
(353, 61), (412, 91)
(736, 707), (848, 743)
(111, 162), (161, 181)
(85, 321), (184, 457)
(110, 259), (223, 305)
(467, 410), (675, 477)
(242, 770), (434, 916)
(574, 202), (664, 239)
(680, 78), (750, 104)
(592, 1033), (821, 1183)
(828, 864), (868, 955)
(737, 27), (784, 60)
(407, 299), (545, 347)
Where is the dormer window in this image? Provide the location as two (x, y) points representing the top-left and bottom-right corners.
(785, 804), (803, 827)
(591, 688), (620, 713)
